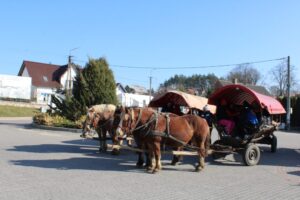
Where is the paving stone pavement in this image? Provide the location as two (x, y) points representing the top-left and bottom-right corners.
(0, 118), (299, 200)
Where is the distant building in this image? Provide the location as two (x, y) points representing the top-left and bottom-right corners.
(0, 74), (31, 100)
(130, 85), (148, 95)
(18, 60), (79, 104)
(116, 83), (152, 107)
(16, 60), (152, 107)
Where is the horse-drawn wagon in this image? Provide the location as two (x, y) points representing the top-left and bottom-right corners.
(81, 86), (285, 172)
(208, 84), (286, 166)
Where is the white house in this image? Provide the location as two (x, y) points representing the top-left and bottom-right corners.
(116, 83), (153, 107)
(18, 60), (78, 104)
(16, 60), (152, 107)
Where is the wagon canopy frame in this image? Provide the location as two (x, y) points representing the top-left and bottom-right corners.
(149, 90), (216, 114)
(208, 84), (286, 115)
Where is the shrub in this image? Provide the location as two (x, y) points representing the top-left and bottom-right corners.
(33, 113), (86, 129)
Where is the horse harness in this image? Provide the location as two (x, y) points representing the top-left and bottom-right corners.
(125, 109), (200, 151)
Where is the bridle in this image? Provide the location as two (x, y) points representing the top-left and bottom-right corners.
(116, 108), (158, 137)
(116, 108), (144, 136)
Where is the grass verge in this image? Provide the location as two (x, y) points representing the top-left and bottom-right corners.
(0, 105), (39, 117)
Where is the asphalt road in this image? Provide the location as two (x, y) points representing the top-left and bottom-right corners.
(0, 118), (299, 200)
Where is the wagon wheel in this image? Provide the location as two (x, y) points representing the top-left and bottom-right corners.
(271, 135), (277, 153)
(242, 143), (260, 166)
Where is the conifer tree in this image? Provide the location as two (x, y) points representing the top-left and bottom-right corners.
(51, 57), (117, 120)
(81, 58), (117, 106)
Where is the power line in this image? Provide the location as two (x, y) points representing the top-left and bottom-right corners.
(109, 57), (286, 70)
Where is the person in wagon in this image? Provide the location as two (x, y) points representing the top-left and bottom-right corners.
(201, 104), (213, 134)
(161, 102), (173, 113)
(238, 101), (259, 139)
(216, 99), (236, 136)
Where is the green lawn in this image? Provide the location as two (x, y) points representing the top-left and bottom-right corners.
(0, 105), (39, 117)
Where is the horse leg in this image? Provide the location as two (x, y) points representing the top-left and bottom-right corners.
(136, 152), (144, 168)
(145, 143), (155, 172)
(145, 152), (151, 168)
(171, 147), (183, 165)
(153, 141), (162, 173)
(110, 129), (120, 155)
(100, 128), (107, 152)
(195, 140), (206, 172)
(96, 128), (104, 152)
(133, 135), (145, 167)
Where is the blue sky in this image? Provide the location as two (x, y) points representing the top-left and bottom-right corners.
(0, 1), (299, 90)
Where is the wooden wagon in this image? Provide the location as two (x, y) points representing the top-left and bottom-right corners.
(208, 84), (286, 166)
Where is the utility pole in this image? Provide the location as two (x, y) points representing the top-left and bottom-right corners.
(66, 47), (78, 97)
(67, 55), (72, 97)
(286, 56), (291, 130)
(149, 76), (152, 102)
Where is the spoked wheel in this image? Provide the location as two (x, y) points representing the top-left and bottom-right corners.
(242, 143), (260, 166)
(271, 135), (277, 153)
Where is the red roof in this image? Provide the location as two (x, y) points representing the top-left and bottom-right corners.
(18, 61), (68, 88)
(208, 84), (286, 114)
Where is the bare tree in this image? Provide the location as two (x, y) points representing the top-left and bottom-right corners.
(226, 64), (261, 85)
(270, 61), (297, 96)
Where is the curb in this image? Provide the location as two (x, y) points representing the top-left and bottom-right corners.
(31, 123), (82, 133)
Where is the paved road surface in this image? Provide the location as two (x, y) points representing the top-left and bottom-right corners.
(0, 118), (299, 200)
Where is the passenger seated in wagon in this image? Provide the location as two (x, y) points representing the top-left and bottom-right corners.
(216, 99), (237, 136)
(200, 105), (213, 134)
(236, 101), (259, 140)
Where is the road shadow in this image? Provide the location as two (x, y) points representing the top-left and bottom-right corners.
(287, 170), (300, 177)
(0, 121), (32, 129)
(8, 143), (98, 154)
(259, 146), (300, 168)
(8, 138), (300, 173)
(207, 146), (300, 168)
(8, 138), (203, 173)
(10, 156), (143, 173)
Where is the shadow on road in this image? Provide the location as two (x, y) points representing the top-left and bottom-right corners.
(0, 121), (32, 129)
(209, 146), (300, 168)
(8, 138), (201, 173)
(8, 138), (300, 173)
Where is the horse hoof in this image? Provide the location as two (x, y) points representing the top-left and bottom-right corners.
(146, 167), (154, 173)
(195, 166), (203, 172)
(171, 161), (178, 166)
(136, 162), (144, 168)
(99, 148), (107, 153)
(111, 149), (120, 155)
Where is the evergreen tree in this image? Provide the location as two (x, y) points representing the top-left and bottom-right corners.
(158, 73), (218, 97)
(81, 58), (117, 105)
(51, 57), (117, 120)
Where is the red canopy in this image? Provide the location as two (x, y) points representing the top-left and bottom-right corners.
(208, 84), (286, 115)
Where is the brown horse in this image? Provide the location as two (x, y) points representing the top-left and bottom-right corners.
(114, 107), (210, 173)
(81, 104), (120, 155)
(113, 107), (153, 167)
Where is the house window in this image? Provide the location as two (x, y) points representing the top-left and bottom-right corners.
(43, 76), (48, 82)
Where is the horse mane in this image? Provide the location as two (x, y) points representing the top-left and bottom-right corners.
(90, 104), (116, 114)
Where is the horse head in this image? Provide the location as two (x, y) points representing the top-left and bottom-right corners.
(114, 106), (143, 138)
